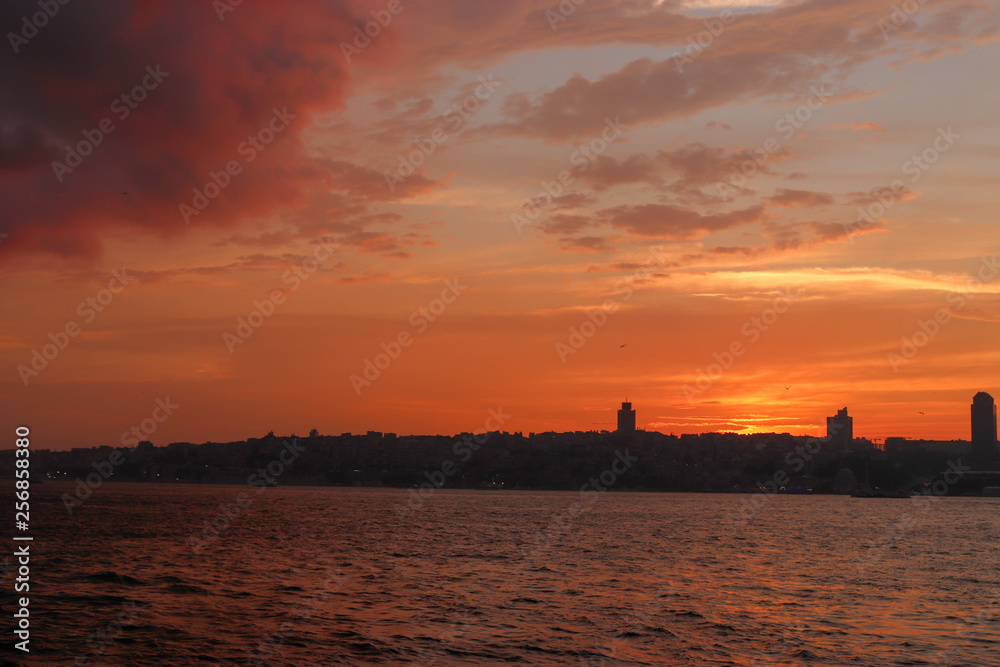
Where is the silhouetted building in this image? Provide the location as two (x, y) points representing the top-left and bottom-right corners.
(971, 392), (997, 464)
(827, 407), (853, 452)
(617, 401), (636, 433)
(885, 437), (970, 457)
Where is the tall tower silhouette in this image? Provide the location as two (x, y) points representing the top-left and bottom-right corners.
(826, 407), (853, 452)
(617, 401), (636, 433)
(971, 392), (997, 464)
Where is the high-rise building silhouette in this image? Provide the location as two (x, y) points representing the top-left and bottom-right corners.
(617, 401), (636, 433)
(971, 392), (997, 463)
(827, 407), (853, 452)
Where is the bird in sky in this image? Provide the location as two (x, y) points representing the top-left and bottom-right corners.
(619, 344), (627, 348)
(918, 411), (924, 415)
(784, 386), (790, 390)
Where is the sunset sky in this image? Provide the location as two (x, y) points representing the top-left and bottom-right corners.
(1, 0), (998, 449)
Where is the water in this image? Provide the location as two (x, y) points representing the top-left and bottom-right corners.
(2, 483), (999, 666)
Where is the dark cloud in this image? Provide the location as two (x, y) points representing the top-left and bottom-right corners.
(540, 213), (594, 235)
(559, 235), (617, 253)
(575, 143), (791, 204)
(579, 154), (661, 191)
(325, 160), (446, 201)
(600, 203), (765, 239)
(0, 0), (356, 260)
(484, 53), (815, 141)
(764, 188), (835, 208)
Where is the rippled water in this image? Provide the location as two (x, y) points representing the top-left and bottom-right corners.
(2, 483), (999, 666)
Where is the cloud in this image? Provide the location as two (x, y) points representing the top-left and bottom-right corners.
(338, 272), (391, 285)
(0, 0), (358, 260)
(324, 160), (447, 201)
(0, 122), (56, 175)
(659, 142), (790, 202)
(559, 236), (618, 253)
(600, 203), (765, 239)
(2, 0), (994, 264)
(847, 184), (917, 207)
(475, 0), (958, 143)
(949, 298), (1000, 323)
(540, 214), (595, 235)
(704, 215), (888, 258)
(809, 220), (882, 242)
(680, 0), (799, 8)
(578, 154), (662, 191)
(121, 251), (347, 286)
(548, 193), (597, 210)
(764, 188), (835, 208)
(485, 53), (817, 141)
(827, 122), (886, 132)
(574, 142), (790, 203)
(705, 121), (733, 130)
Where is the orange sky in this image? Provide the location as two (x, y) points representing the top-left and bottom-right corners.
(1, 0), (998, 449)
